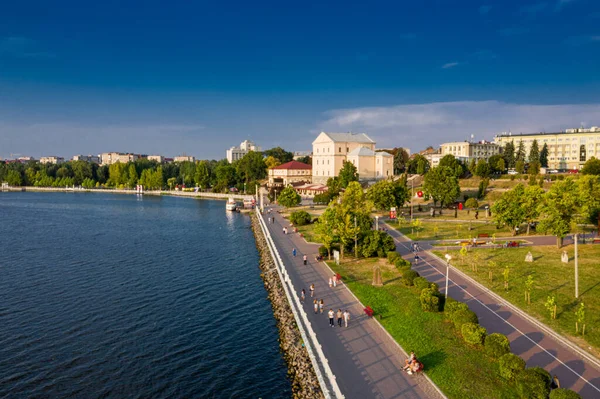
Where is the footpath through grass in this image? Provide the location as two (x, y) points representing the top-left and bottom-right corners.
(328, 257), (520, 399)
(433, 245), (600, 358)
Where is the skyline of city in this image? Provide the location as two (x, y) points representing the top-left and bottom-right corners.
(1, 0), (600, 159)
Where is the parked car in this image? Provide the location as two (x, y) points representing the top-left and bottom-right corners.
(547, 169), (558, 174)
(507, 170), (518, 175)
(568, 169), (579, 174)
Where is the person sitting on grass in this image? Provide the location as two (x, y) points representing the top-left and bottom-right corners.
(402, 351), (416, 370)
(407, 359), (423, 375)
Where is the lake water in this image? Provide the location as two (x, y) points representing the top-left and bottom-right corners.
(0, 192), (290, 398)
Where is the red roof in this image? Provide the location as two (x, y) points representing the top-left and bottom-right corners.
(270, 160), (312, 170)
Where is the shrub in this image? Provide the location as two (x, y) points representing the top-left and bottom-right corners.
(290, 210), (312, 226)
(461, 322), (487, 346)
(394, 257), (411, 269)
(549, 388), (582, 399)
(420, 288), (441, 312)
(498, 353), (526, 381)
(414, 277), (430, 291)
(360, 230), (396, 258)
(402, 270), (420, 286)
(464, 198), (479, 209)
(387, 251), (400, 264)
(451, 308), (479, 330)
(517, 368), (551, 399)
(484, 333), (511, 358)
(429, 282), (439, 292)
(443, 297), (469, 317)
(528, 367), (552, 390)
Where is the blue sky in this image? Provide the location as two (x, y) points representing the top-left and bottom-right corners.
(1, 0), (599, 159)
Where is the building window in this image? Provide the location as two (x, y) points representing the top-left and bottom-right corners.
(580, 145), (587, 162)
(339, 147), (342, 153)
(346, 147), (349, 152)
(327, 160), (329, 165)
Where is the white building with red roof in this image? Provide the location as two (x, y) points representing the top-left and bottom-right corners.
(268, 160), (312, 187)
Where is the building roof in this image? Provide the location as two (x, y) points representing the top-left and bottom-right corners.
(348, 147), (376, 156)
(270, 160), (312, 170)
(376, 151), (393, 157)
(320, 132), (375, 144)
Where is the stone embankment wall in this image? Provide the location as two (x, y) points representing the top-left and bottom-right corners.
(250, 214), (324, 399)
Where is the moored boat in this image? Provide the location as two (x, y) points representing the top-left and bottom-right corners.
(226, 198), (237, 211)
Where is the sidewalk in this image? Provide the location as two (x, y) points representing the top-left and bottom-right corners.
(385, 223), (600, 398)
(267, 209), (445, 399)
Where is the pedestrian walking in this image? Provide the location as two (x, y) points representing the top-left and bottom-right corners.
(310, 284), (315, 298)
(301, 289), (305, 303)
(293, 248), (297, 257)
(328, 277), (333, 288)
(414, 253), (419, 265)
(303, 254), (307, 265)
(332, 274), (337, 288)
(343, 310), (350, 327)
(328, 309), (335, 327)
(313, 299), (318, 314)
(319, 299), (324, 314)
(283, 227), (285, 234)
(337, 309), (343, 327)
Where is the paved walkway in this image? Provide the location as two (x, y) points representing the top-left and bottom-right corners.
(385, 223), (600, 398)
(266, 209), (445, 399)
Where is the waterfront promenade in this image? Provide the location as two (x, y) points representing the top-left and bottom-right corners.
(267, 208), (445, 399)
(385, 223), (600, 398)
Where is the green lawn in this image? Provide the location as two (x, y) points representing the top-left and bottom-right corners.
(432, 245), (600, 358)
(328, 258), (520, 399)
(296, 223), (318, 243)
(393, 220), (516, 241)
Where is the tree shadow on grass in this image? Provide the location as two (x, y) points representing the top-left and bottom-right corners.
(419, 350), (447, 371)
(581, 281), (600, 296)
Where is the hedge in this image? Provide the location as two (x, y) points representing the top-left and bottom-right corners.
(451, 308), (479, 330)
(461, 322), (487, 346)
(443, 297), (469, 316)
(517, 368), (551, 399)
(394, 257), (411, 269)
(498, 353), (526, 381)
(420, 288), (441, 312)
(414, 277), (430, 291)
(549, 388), (582, 399)
(402, 270), (420, 286)
(387, 251), (400, 264)
(484, 333), (511, 359)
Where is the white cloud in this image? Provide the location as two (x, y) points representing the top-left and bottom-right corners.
(442, 62), (459, 69)
(317, 101), (600, 151)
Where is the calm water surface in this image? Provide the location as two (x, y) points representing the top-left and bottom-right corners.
(0, 192), (291, 398)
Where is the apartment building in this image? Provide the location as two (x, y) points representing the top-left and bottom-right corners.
(312, 132), (392, 183)
(226, 140), (262, 163)
(39, 156), (65, 164)
(100, 152), (139, 166)
(439, 141), (501, 162)
(72, 154), (100, 163)
(493, 126), (600, 170)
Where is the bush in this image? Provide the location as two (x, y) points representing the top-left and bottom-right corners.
(464, 198), (479, 209)
(549, 388), (582, 399)
(420, 288), (441, 312)
(402, 270), (420, 286)
(290, 210), (312, 226)
(451, 308), (479, 330)
(443, 296), (469, 316)
(414, 277), (430, 291)
(528, 367), (552, 391)
(387, 251), (400, 264)
(498, 353), (526, 381)
(484, 333), (511, 358)
(461, 322), (487, 346)
(394, 257), (411, 269)
(517, 368), (551, 399)
(360, 230), (395, 258)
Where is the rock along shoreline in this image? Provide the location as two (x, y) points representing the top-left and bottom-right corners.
(250, 214), (324, 399)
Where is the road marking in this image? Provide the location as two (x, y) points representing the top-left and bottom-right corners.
(389, 229), (600, 394)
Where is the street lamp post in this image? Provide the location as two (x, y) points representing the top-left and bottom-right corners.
(575, 234), (579, 298)
(274, 189), (277, 204)
(444, 254), (452, 297)
(375, 215), (379, 231)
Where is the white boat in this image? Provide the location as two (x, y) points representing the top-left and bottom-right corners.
(226, 198), (237, 211)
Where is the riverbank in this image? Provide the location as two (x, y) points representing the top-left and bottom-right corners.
(249, 214), (324, 399)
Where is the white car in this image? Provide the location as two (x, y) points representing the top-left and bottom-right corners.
(507, 170), (518, 175)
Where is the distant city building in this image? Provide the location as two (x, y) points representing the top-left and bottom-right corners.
(226, 140), (262, 163)
(72, 154), (100, 163)
(425, 152), (444, 168)
(292, 151), (312, 160)
(312, 132), (392, 184)
(494, 126), (600, 170)
(18, 156), (35, 162)
(174, 155), (195, 163)
(100, 152), (139, 166)
(268, 160), (312, 187)
(439, 140), (501, 163)
(147, 155), (164, 163)
(39, 156), (65, 164)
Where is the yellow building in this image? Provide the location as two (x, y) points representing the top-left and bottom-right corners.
(493, 127), (600, 170)
(312, 132), (392, 183)
(268, 160), (312, 187)
(439, 141), (501, 162)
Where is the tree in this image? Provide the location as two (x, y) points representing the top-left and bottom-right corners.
(504, 141), (515, 168)
(475, 159), (491, 178)
(529, 139), (540, 163)
(492, 184), (526, 235)
(195, 160), (211, 188)
(214, 164), (237, 192)
(366, 179), (409, 211)
(407, 154), (430, 175)
(423, 166), (461, 208)
(537, 179), (580, 247)
(263, 147), (293, 164)
(515, 140), (526, 163)
(338, 161), (359, 188)
(528, 161), (541, 176)
(127, 164), (138, 188)
(236, 151), (267, 183)
(522, 185), (544, 234)
(577, 175), (600, 224)
(71, 160), (93, 185)
(5, 169), (22, 186)
(488, 154), (504, 174)
(439, 154), (463, 177)
(314, 208), (337, 259)
(468, 158), (477, 175)
(581, 157), (600, 175)
(390, 147), (410, 174)
(540, 143), (549, 168)
(497, 158), (506, 173)
(296, 156), (312, 165)
(264, 156), (280, 169)
(167, 177), (177, 190)
(335, 182), (371, 259)
(515, 160), (525, 174)
(277, 186), (301, 208)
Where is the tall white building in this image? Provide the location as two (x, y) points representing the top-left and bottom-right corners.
(226, 140), (262, 163)
(439, 140), (501, 162)
(72, 154), (100, 163)
(39, 156), (65, 164)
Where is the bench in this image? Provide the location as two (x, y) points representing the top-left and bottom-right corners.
(477, 233), (490, 239)
(593, 237), (600, 244)
(475, 241), (487, 246)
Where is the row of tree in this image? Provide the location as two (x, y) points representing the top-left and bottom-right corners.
(492, 176), (600, 247)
